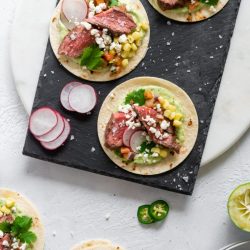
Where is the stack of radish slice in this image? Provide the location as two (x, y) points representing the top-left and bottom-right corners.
(123, 128), (146, 152)
(29, 107), (71, 150)
(60, 0), (88, 30)
(60, 82), (97, 113)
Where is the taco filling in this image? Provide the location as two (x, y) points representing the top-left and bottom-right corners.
(57, 0), (149, 75)
(0, 198), (37, 250)
(157, 0), (220, 14)
(104, 87), (185, 165)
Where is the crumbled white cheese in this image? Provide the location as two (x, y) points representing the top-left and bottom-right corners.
(209, 5), (217, 12)
(81, 21), (92, 30)
(160, 120), (170, 130)
(2, 240), (9, 247)
(70, 32), (77, 40)
(0, 230), (3, 238)
(70, 135), (75, 141)
(118, 34), (127, 43)
(11, 242), (19, 249)
(20, 243), (27, 250)
(118, 104), (132, 114)
(152, 152), (159, 158)
(91, 29), (99, 36)
(149, 127), (157, 134)
(155, 130), (162, 139)
(91, 147), (96, 152)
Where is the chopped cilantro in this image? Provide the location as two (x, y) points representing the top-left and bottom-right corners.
(139, 141), (156, 153)
(109, 0), (119, 7)
(114, 148), (122, 157)
(80, 45), (104, 70)
(0, 216), (37, 245)
(125, 89), (145, 106)
(199, 0), (219, 5)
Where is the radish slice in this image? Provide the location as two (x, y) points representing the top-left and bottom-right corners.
(29, 107), (58, 136)
(130, 130), (147, 153)
(41, 118), (71, 150)
(68, 84), (97, 113)
(61, 0), (88, 30)
(123, 127), (140, 147)
(60, 82), (82, 111)
(36, 112), (65, 142)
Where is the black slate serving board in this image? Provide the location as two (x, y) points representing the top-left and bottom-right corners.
(23, 0), (241, 195)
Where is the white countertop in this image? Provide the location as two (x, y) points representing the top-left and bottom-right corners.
(1, 1), (250, 250)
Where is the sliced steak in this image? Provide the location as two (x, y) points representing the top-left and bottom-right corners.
(157, 0), (187, 10)
(133, 106), (181, 153)
(86, 7), (136, 34)
(0, 234), (11, 250)
(58, 25), (95, 58)
(0, 214), (14, 223)
(105, 112), (128, 149)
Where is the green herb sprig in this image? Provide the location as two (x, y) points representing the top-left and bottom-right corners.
(125, 89), (145, 106)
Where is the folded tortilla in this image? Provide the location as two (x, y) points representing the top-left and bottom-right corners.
(148, 0), (229, 22)
(71, 239), (125, 250)
(97, 77), (199, 175)
(0, 188), (45, 250)
(50, 0), (150, 82)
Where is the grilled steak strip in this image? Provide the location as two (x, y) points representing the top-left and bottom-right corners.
(86, 7), (136, 34)
(157, 0), (187, 10)
(133, 106), (181, 153)
(58, 25), (95, 58)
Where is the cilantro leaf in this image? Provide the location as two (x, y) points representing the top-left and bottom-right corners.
(114, 148), (122, 157)
(80, 45), (104, 70)
(12, 216), (33, 235)
(199, 0), (219, 5)
(139, 141), (156, 153)
(109, 0), (119, 7)
(0, 222), (11, 233)
(125, 89), (145, 106)
(19, 231), (37, 244)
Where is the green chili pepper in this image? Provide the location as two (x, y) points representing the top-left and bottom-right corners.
(149, 200), (169, 221)
(137, 205), (155, 224)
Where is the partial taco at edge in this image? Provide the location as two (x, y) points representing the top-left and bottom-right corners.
(148, 0), (229, 22)
(0, 189), (44, 250)
(98, 77), (199, 175)
(50, 0), (150, 82)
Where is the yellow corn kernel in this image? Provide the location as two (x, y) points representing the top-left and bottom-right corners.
(159, 149), (168, 158)
(136, 25), (141, 32)
(163, 100), (170, 110)
(151, 147), (161, 154)
(168, 104), (177, 112)
(1, 206), (11, 215)
(121, 51), (129, 59)
(169, 112), (176, 120)
(0, 211), (3, 217)
(135, 40), (142, 47)
(123, 43), (131, 52)
(6, 199), (15, 208)
(173, 120), (182, 127)
(164, 110), (171, 118)
(109, 49), (116, 56)
(175, 113), (183, 121)
(158, 96), (164, 105)
(128, 51), (135, 58)
(131, 43), (138, 51)
(127, 35), (134, 43)
(132, 31), (141, 41)
(121, 59), (129, 67)
(141, 22), (149, 31)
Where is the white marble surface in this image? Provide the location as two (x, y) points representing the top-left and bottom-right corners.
(1, 1), (250, 250)
(10, 0), (250, 166)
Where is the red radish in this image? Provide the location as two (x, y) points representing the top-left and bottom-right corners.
(130, 130), (146, 153)
(29, 107), (58, 137)
(60, 82), (82, 111)
(68, 84), (97, 113)
(36, 112), (65, 142)
(41, 118), (71, 150)
(61, 0), (88, 30)
(123, 127), (140, 147)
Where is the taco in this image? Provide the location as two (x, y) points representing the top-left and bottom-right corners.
(148, 0), (229, 22)
(0, 189), (44, 250)
(50, 0), (150, 82)
(71, 239), (125, 250)
(98, 77), (199, 175)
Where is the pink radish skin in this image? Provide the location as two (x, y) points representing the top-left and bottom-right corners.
(68, 84), (97, 114)
(36, 112), (65, 143)
(60, 82), (82, 111)
(130, 130), (146, 153)
(41, 118), (71, 150)
(123, 127), (141, 147)
(29, 107), (58, 137)
(61, 0), (88, 30)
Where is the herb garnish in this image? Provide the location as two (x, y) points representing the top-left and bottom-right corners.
(80, 45), (104, 70)
(125, 89), (145, 106)
(109, 0), (119, 7)
(139, 141), (156, 153)
(199, 0), (219, 5)
(0, 216), (37, 245)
